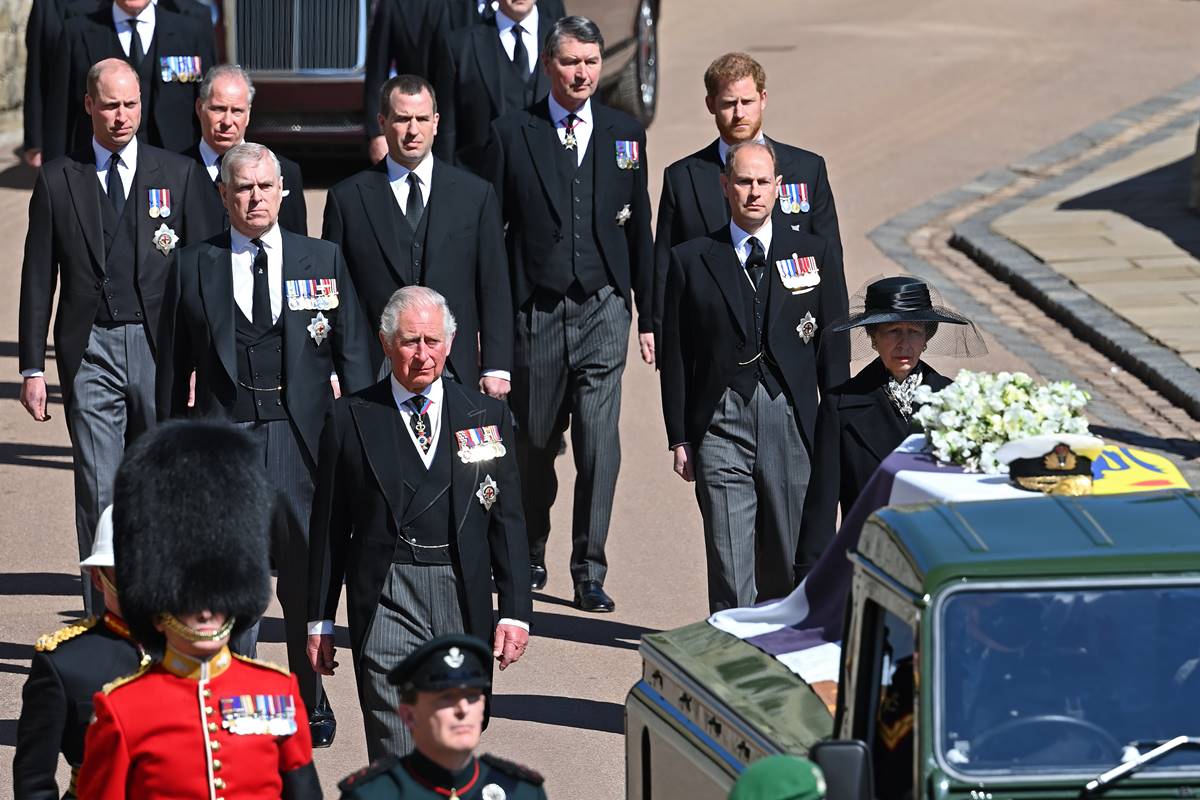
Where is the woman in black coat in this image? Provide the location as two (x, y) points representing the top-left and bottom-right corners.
(795, 276), (986, 577)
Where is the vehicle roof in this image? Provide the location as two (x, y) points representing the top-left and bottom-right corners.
(857, 489), (1200, 594)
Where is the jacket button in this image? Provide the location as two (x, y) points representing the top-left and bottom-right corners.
(210, 739), (221, 751)
(213, 778), (226, 790)
(212, 759), (222, 771)
(208, 722), (217, 733)
(275, 400), (282, 406)
(413, 242), (421, 249)
(204, 706), (214, 715)
(736, 342), (744, 350)
(202, 689), (212, 699)
(414, 259), (421, 268)
(574, 178), (581, 185)
(275, 347), (281, 353)
(94, 281), (102, 289)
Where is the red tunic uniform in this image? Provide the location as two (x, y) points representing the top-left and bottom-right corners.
(78, 645), (319, 800)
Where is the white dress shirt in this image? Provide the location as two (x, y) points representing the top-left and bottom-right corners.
(548, 94), (593, 168)
(307, 373), (527, 635)
(113, 1), (155, 59)
(730, 217), (774, 288)
(230, 224), (283, 324)
(93, 135), (137, 200)
(718, 132), (767, 165)
(495, 6), (539, 73)
(198, 138), (222, 181)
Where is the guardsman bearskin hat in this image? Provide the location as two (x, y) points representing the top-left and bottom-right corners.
(113, 420), (273, 651)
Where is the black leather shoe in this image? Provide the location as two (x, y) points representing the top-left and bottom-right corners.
(309, 698), (336, 748)
(530, 563), (548, 590)
(574, 580), (615, 613)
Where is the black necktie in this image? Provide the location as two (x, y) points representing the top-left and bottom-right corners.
(405, 173), (424, 231)
(106, 153), (125, 218)
(746, 236), (766, 289)
(511, 24), (529, 77)
(250, 238), (272, 329)
(127, 19), (143, 68)
(406, 396), (433, 454)
(213, 152), (223, 184)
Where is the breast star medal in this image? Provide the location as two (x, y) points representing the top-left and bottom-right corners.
(797, 311), (818, 344)
(615, 204), (632, 227)
(482, 784), (507, 800)
(307, 312), (332, 346)
(152, 223), (179, 255)
(476, 475), (499, 511)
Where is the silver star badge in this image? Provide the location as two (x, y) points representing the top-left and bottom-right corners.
(796, 311), (818, 344)
(615, 204), (632, 227)
(307, 312), (332, 346)
(476, 474), (499, 511)
(152, 223), (179, 255)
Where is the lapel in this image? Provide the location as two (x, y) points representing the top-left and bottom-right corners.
(64, 152), (106, 270)
(699, 229), (747, 339)
(357, 162), (409, 286)
(349, 380), (414, 533)
(687, 140), (730, 234)
(83, 13), (122, 68)
(443, 380), (488, 536)
(132, 146), (163, 278)
(532, 12), (552, 98)
(590, 104), (614, 232)
(280, 230), (314, 381)
(764, 222), (791, 337)
(841, 359), (907, 462)
(471, 23), (504, 111)
(197, 233), (237, 382)
(423, 160), (455, 275)
(520, 100), (566, 225)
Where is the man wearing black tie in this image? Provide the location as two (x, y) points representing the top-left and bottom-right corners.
(438, 0), (556, 174)
(659, 141), (848, 612)
(156, 142), (375, 746)
(43, 0), (215, 161)
(18, 58), (210, 616)
(481, 16), (655, 612)
(446, 0), (564, 30)
(324, 75), (512, 394)
(653, 52), (843, 350)
(185, 65), (308, 237)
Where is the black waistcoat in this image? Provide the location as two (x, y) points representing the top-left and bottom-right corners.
(389, 186), (432, 286)
(500, 47), (534, 110)
(231, 306), (286, 422)
(542, 136), (607, 297)
(391, 407), (453, 565)
(96, 179), (144, 324)
(728, 263), (784, 401)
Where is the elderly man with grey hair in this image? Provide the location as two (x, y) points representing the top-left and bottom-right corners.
(307, 285), (532, 761)
(155, 140), (374, 747)
(185, 64), (309, 236)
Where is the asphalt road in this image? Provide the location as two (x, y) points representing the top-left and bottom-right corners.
(2, 1), (1200, 798)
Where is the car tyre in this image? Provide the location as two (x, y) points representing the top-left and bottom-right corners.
(605, 0), (658, 126)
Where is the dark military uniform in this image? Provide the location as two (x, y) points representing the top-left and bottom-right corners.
(340, 751), (547, 799)
(14, 613), (146, 800)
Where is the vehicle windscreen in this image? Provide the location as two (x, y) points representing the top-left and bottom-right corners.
(938, 584), (1200, 776)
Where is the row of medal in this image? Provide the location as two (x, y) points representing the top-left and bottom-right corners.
(219, 694), (298, 736)
(456, 425), (506, 463)
(286, 279), (340, 311)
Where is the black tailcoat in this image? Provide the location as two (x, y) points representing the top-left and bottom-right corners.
(653, 137), (842, 339)
(182, 142), (309, 238)
(659, 222), (849, 451)
(797, 358), (951, 567)
(444, 0), (565, 30)
(481, 98), (654, 329)
(154, 230), (375, 463)
(44, 4), (216, 160)
(322, 158), (512, 383)
(18, 145), (210, 409)
(436, 14), (553, 173)
(307, 378), (532, 658)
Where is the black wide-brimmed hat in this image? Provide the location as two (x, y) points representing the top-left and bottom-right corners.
(113, 420), (273, 652)
(831, 275), (987, 360)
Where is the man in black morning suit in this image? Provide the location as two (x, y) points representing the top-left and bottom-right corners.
(659, 141), (849, 612)
(184, 65), (308, 237)
(307, 287), (531, 760)
(438, 0), (556, 174)
(43, 0), (216, 161)
(481, 16), (656, 612)
(18, 59), (210, 617)
(324, 74), (512, 396)
(653, 52), (843, 352)
(155, 142), (374, 746)
(445, 0), (565, 30)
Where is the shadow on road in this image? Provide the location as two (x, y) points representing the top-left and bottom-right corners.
(1059, 157), (1200, 259)
(0, 160), (37, 191)
(0, 641), (35, 660)
(0, 572), (81, 596)
(0, 719), (15, 747)
(530, 610), (656, 652)
(0, 442), (74, 470)
(0, 380), (63, 402)
(0, 662), (30, 676)
(491, 694), (624, 734)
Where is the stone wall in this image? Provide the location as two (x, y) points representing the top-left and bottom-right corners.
(0, 0), (30, 137)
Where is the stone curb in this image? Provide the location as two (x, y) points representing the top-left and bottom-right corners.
(869, 74), (1200, 421)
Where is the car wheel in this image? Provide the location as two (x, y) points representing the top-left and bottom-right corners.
(606, 0), (658, 126)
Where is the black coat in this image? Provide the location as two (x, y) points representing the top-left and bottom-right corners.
(481, 98), (654, 329)
(44, 4), (216, 160)
(307, 378), (531, 658)
(444, 0), (565, 30)
(659, 222), (849, 451)
(322, 158), (513, 383)
(155, 230), (375, 464)
(13, 616), (143, 800)
(653, 137), (842, 340)
(436, 14), (553, 174)
(22, 0), (66, 152)
(796, 358), (951, 569)
(182, 142), (309, 238)
(18, 145), (211, 409)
